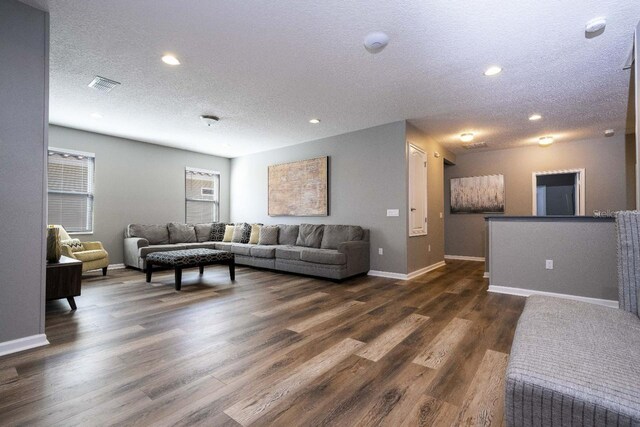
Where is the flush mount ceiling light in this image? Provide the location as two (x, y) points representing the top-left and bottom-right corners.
(585, 17), (607, 34)
(161, 54), (181, 65)
(364, 31), (390, 54)
(90, 112), (103, 119)
(459, 133), (475, 142)
(528, 114), (542, 121)
(200, 115), (219, 126)
(309, 118), (321, 124)
(483, 66), (502, 76)
(604, 129), (615, 137)
(539, 136), (554, 146)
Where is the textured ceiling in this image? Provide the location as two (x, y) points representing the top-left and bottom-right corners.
(32, 0), (640, 157)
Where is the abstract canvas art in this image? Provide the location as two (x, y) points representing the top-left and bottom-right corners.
(450, 174), (505, 214)
(268, 156), (328, 216)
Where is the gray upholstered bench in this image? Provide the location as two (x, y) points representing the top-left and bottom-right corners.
(145, 248), (234, 290)
(505, 211), (640, 426)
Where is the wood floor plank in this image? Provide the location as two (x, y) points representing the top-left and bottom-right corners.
(251, 291), (329, 317)
(399, 394), (460, 427)
(223, 337), (365, 426)
(412, 317), (473, 369)
(355, 313), (430, 362)
(455, 349), (509, 426)
(0, 367), (18, 385)
(286, 300), (365, 333)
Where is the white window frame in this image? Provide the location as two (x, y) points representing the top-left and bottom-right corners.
(185, 167), (220, 223)
(47, 147), (96, 235)
(531, 168), (585, 216)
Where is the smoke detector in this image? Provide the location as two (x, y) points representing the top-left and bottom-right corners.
(364, 32), (389, 54)
(88, 76), (121, 93)
(200, 115), (220, 126)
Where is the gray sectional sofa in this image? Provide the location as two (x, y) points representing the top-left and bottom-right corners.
(123, 223), (370, 280)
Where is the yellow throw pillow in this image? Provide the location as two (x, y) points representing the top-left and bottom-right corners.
(249, 224), (261, 244)
(222, 225), (235, 242)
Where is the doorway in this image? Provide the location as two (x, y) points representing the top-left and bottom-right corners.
(408, 143), (428, 236)
(532, 169), (585, 216)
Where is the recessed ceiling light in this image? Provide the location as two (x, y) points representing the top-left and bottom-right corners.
(604, 129), (615, 137)
(459, 133), (474, 142)
(483, 66), (502, 76)
(539, 136), (554, 146)
(529, 114), (542, 121)
(161, 55), (180, 65)
(90, 112), (103, 119)
(309, 118), (321, 124)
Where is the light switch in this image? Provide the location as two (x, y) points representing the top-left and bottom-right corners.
(386, 209), (400, 217)
(545, 260), (554, 270)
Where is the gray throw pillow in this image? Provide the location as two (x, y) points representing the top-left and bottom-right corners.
(194, 223), (213, 242)
(168, 223), (197, 244)
(232, 223), (251, 243)
(278, 224), (299, 245)
(296, 224), (324, 248)
(258, 225), (279, 245)
(209, 222), (228, 242)
(320, 225), (363, 249)
(128, 224), (170, 245)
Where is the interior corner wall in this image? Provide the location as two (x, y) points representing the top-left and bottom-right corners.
(230, 121), (408, 274)
(48, 126), (231, 264)
(636, 21), (639, 209)
(405, 123), (456, 273)
(0, 1), (48, 344)
(444, 135), (628, 258)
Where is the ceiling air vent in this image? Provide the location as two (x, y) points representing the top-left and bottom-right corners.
(463, 142), (488, 150)
(88, 76), (121, 93)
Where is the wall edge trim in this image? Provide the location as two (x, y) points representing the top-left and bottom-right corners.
(445, 255), (485, 262)
(369, 260), (446, 281)
(488, 285), (619, 308)
(0, 334), (49, 357)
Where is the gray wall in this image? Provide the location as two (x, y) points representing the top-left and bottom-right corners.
(444, 135), (628, 258)
(405, 123), (456, 273)
(488, 219), (617, 301)
(48, 126), (231, 264)
(0, 1), (48, 343)
(230, 121), (409, 274)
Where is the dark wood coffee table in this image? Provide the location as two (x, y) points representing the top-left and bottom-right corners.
(145, 248), (235, 290)
(46, 255), (83, 310)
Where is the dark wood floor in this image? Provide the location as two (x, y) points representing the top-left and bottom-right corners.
(0, 260), (524, 426)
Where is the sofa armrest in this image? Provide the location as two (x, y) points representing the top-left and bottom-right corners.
(337, 240), (370, 276)
(60, 244), (76, 259)
(82, 241), (105, 251)
(124, 237), (149, 268)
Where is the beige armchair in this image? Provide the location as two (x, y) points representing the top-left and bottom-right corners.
(51, 225), (110, 275)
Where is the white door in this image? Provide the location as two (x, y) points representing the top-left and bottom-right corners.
(408, 144), (427, 236)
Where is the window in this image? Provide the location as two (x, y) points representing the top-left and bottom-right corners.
(47, 148), (95, 233)
(185, 167), (220, 223)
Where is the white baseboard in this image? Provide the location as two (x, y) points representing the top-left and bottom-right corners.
(0, 334), (49, 357)
(369, 260), (447, 281)
(483, 272), (490, 279)
(109, 263), (126, 270)
(445, 255), (485, 262)
(488, 285), (619, 308)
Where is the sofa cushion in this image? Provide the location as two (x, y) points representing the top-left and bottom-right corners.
(258, 225), (279, 245)
(232, 223), (252, 244)
(231, 243), (253, 256)
(73, 249), (107, 262)
(61, 238), (85, 252)
(214, 242), (233, 251)
(168, 223), (197, 244)
(182, 242), (218, 249)
(250, 245), (276, 259)
(300, 248), (346, 265)
(275, 245), (305, 260)
(194, 223), (213, 242)
(139, 244), (187, 258)
(505, 295), (640, 425)
(320, 225), (363, 249)
(278, 225), (299, 245)
(128, 224), (170, 245)
(249, 224), (261, 244)
(222, 225), (235, 242)
(296, 224), (324, 248)
(210, 223), (227, 242)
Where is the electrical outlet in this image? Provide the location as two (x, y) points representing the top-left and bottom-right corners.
(428, 244), (431, 252)
(545, 259), (554, 270)
(386, 209), (400, 217)
(378, 248), (383, 255)
(439, 212), (443, 219)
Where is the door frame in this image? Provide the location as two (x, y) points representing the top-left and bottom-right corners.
(407, 142), (428, 237)
(531, 168), (585, 216)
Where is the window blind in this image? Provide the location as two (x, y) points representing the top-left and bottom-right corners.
(185, 168), (219, 223)
(47, 149), (95, 233)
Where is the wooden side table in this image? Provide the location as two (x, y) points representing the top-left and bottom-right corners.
(46, 255), (83, 310)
